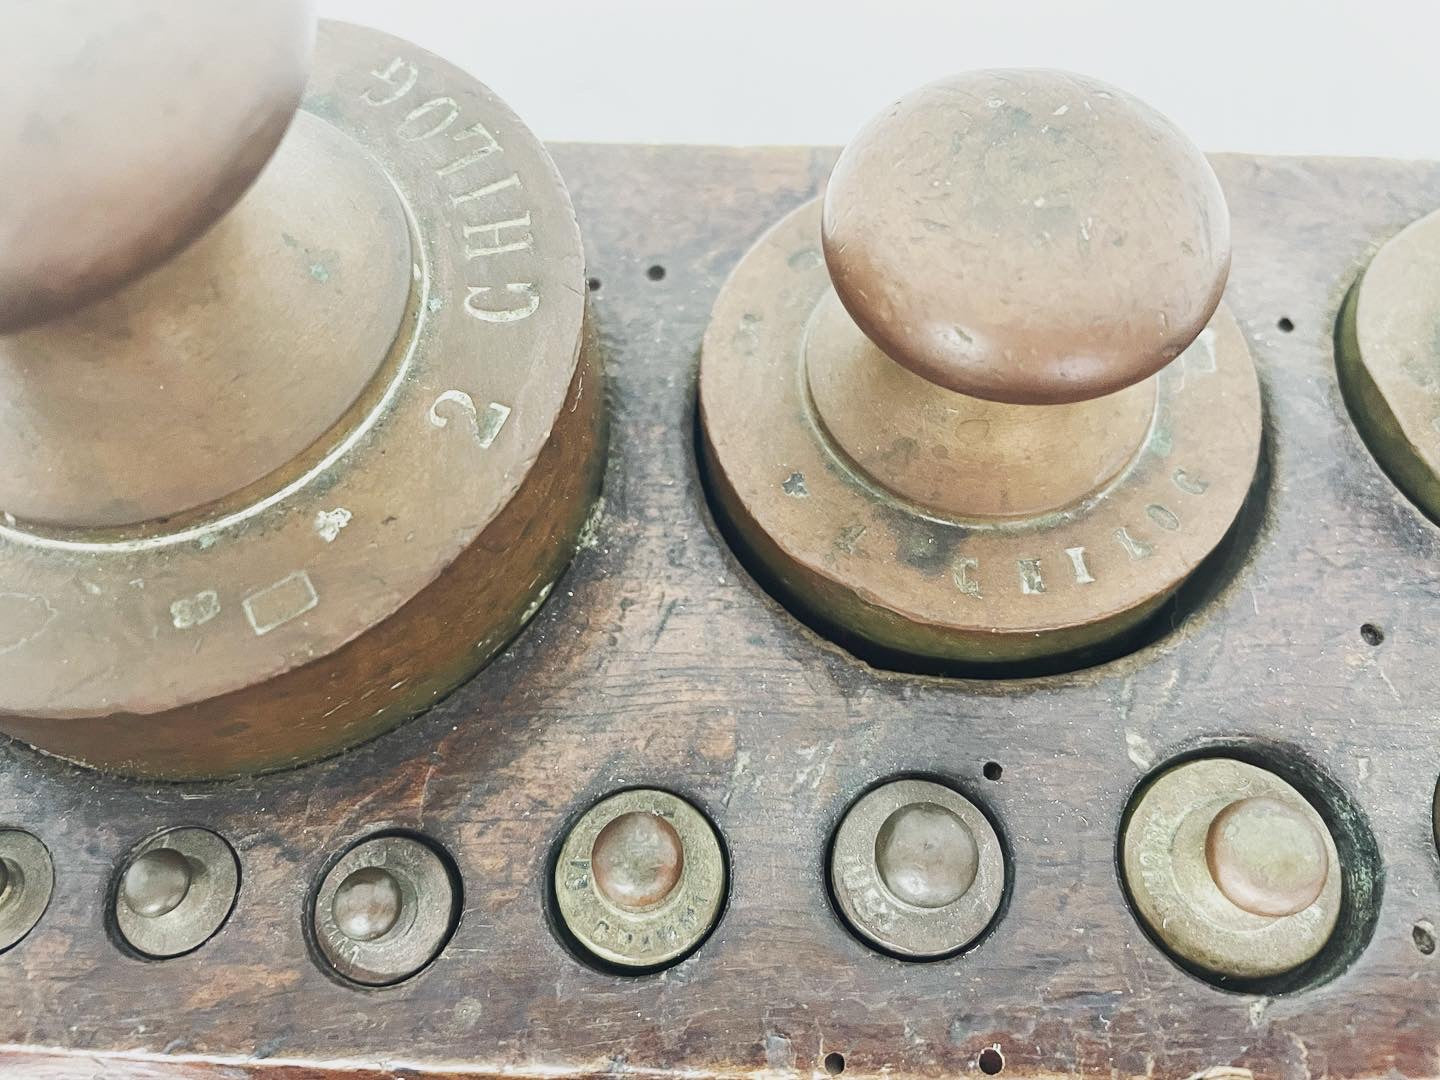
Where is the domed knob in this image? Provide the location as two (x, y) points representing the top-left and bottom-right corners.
(822, 69), (1230, 405)
(0, 0), (316, 332)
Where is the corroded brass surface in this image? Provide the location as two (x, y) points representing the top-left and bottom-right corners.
(1337, 207), (1440, 523)
(823, 71), (1230, 406)
(1122, 759), (1341, 980)
(312, 834), (458, 986)
(700, 69), (1260, 670)
(113, 827), (239, 959)
(0, 21), (605, 778)
(554, 790), (725, 971)
(830, 779), (1004, 958)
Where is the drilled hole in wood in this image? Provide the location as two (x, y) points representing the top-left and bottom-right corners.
(823, 1052), (846, 1075)
(978, 1047), (1004, 1074)
(1277, 317), (1295, 332)
(1360, 623), (1384, 646)
(1414, 922), (1436, 956)
(647, 264), (667, 282)
(983, 762), (1003, 782)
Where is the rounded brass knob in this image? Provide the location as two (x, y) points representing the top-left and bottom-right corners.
(591, 811), (686, 912)
(120, 847), (194, 920)
(331, 866), (405, 943)
(822, 70), (1229, 406)
(0, 1), (317, 332)
(1205, 795), (1329, 918)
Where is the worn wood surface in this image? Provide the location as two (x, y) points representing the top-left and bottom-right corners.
(0, 145), (1438, 1079)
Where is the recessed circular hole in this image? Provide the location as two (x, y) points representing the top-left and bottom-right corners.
(823, 1051), (846, 1075)
(978, 1047), (1004, 1074)
(586, 277), (601, 293)
(646, 264), (666, 282)
(1414, 921), (1436, 956)
(1360, 623), (1384, 646)
(1277, 317), (1295, 333)
(983, 762), (1003, 782)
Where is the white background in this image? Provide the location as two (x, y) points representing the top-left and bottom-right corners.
(319, 0), (1438, 158)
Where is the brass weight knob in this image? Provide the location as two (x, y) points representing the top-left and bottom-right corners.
(0, 7), (604, 777)
(0, 1), (316, 333)
(700, 69), (1262, 669)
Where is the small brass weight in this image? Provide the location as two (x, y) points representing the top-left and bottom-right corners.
(0, 3), (603, 777)
(701, 69), (1262, 670)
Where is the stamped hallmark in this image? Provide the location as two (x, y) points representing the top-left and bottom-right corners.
(243, 570), (319, 636)
(170, 589), (221, 630)
(1065, 546), (1096, 584)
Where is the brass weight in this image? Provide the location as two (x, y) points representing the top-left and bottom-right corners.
(1122, 758), (1341, 980)
(0, 7), (604, 777)
(113, 828), (240, 960)
(553, 790), (727, 971)
(700, 70), (1262, 669)
(1337, 208), (1440, 523)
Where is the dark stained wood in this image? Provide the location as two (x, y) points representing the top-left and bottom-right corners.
(0, 144), (1437, 1078)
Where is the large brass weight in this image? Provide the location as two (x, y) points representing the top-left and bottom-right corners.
(0, 4), (604, 777)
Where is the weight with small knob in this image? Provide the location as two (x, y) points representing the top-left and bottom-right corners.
(829, 779), (1005, 959)
(0, 8), (605, 778)
(312, 834), (459, 986)
(554, 789), (726, 971)
(1121, 758), (1341, 980)
(700, 69), (1261, 669)
(112, 828), (240, 959)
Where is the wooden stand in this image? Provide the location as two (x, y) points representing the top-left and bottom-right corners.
(1, 144), (1438, 1078)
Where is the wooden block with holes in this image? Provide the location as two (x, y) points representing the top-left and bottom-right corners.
(0, 144), (1438, 1079)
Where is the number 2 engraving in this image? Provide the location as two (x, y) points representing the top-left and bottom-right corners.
(428, 391), (512, 449)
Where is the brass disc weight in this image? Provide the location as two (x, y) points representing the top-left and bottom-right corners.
(0, 21), (604, 778)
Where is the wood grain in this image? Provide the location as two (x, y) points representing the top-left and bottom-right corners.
(0, 145), (1437, 1079)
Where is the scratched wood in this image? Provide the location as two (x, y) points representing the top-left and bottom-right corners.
(0, 146), (1438, 1080)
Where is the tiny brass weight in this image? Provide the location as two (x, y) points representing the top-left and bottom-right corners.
(554, 790), (726, 971)
(0, 828), (54, 953)
(1122, 758), (1341, 980)
(830, 779), (1004, 958)
(312, 834), (459, 986)
(0, 5), (604, 777)
(113, 828), (240, 959)
(700, 69), (1262, 669)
